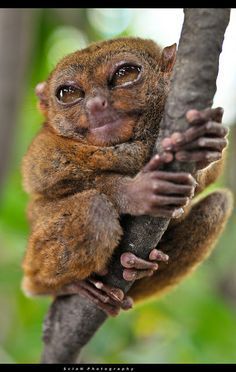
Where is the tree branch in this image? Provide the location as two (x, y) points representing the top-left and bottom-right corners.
(41, 9), (230, 363)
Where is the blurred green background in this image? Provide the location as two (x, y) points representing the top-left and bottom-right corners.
(0, 8), (236, 364)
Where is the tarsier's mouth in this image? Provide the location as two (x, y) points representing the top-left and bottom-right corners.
(73, 110), (141, 143)
(89, 118), (124, 133)
(86, 115), (136, 146)
(88, 112), (123, 129)
(73, 116), (124, 137)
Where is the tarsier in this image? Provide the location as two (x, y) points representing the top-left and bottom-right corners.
(21, 37), (233, 316)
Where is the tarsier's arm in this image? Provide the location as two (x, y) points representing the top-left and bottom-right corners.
(96, 108), (227, 218)
(22, 127), (149, 199)
(95, 155), (195, 218)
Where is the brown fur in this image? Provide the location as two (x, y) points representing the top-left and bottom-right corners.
(21, 37), (232, 300)
(22, 191), (122, 294)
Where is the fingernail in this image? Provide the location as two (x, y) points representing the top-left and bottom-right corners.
(112, 288), (124, 299)
(163, 145), (172, 151)
(174, 134), (184, 144)
(128, 259), (135, 265)
(172, 208), (184, 218)
(95, 282), (103, 289)
(153, 264), (159, 270)
(123, 297), (133, 309)
(185, 197), (190, 205)
(162, 139), (172, 150)
(199, 139), (205, 146)
(156, 252), (169, 261)
(162, 253), (169, 261)
(111, 291), (122, 301)
(163, 152), (173, 163)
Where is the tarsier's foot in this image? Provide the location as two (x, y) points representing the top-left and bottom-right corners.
(57, 278), (133, 317)
(120, 249), (169, 281)
(56, 249), (168, 316)
(162, 107), (228, 169)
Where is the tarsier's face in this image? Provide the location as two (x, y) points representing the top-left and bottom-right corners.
(38, 38), (175, 146)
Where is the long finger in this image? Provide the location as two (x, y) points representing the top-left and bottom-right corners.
(123, 268), (154, 281)
(164, 123), (228, 149)
(152, 180), (195, 197)
(142, 153), (173, 173)
(178, 137), (227, 151)
(186, 107), (224, 125)
(79, 287), (120, 317)
(121, 252), (159, 270)
(79, 281), (111, 304)
(120, 296), (134, 311)
(150, 194), (189, 206)
(153, 171), (196, 185)
(150, 207), (185, 218)
(88, 278), (124, 302)
(176, 150), (222, 163)
(149, 249), (169, 262)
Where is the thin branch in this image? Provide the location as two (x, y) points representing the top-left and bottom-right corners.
(41, 8), (230, 364)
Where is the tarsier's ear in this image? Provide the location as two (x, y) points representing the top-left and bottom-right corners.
(160, 43), (177, 73)
(35, 81), (48, 116)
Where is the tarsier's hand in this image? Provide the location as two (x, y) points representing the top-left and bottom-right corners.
(162, 107), (228, 170)
(126, 153), (196, 218)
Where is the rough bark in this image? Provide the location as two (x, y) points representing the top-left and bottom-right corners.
(0, 9), (33, 191)
(41, 9), (230, 363)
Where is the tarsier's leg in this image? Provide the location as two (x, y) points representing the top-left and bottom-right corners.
(22, 190), (123, 299)
(128, 189), (233, 302)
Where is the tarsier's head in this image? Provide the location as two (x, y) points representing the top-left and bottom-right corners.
(36, 37), (176, 147)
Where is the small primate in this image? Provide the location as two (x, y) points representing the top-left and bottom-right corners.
(21, 37), (233, 316)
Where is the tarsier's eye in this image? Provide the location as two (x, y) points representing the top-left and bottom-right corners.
(109, 64), (142, 88)
(56, 85), (84, 105)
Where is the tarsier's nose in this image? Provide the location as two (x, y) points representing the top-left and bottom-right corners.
(86, 96), (108, 114)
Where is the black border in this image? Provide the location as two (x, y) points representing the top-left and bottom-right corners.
(0, 363), (236, 369)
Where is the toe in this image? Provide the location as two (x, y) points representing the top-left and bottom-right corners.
(149, 249), (169, 262)
(121, 252), (159, 270)
(123, 268), (155, 281)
